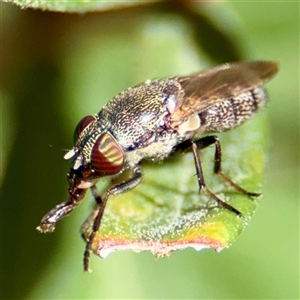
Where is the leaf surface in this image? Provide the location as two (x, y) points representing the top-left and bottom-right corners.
(4, 0), (154, 13)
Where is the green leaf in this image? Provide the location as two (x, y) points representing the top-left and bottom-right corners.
(3, 0), (155, 13)
(81, 114), (266, 259)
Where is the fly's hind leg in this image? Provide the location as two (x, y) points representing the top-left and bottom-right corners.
(180, 135), (260, 216)
(194, 136), (261, 197)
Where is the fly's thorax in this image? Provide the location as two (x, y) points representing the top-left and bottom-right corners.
(100, 78), (184, 151)
(124, 129), (179, 167)
(198, 87), (267, 133)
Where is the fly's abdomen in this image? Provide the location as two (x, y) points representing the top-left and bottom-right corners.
(199, 87), (267, 132)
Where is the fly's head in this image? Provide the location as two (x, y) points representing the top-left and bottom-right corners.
(64, 114), (125, 190)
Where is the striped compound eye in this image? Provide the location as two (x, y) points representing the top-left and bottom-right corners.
(74, 115), (96, 143)
(91, 132), (125, 175)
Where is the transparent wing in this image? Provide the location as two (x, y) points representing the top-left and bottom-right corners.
(170, 61), (278, 125)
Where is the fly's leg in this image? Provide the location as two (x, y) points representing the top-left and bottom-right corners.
(83, 166), (142, 272)
(37, 172), (87, 233)
(188, 135), (260, 216)
(37, 189), (87, 233)
(191, 140), (241, 216)
(194, 136), (261, 196)
(210, 137), (261, 197)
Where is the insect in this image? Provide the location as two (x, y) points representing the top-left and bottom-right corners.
(37, 61), (278, 271)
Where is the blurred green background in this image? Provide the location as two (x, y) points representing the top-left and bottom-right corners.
(1, 1), (299, 299)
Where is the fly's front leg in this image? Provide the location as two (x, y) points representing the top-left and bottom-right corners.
(37, 172), (87, 233)
(83, 165), (143, 272)
(37, 189), (87, 233)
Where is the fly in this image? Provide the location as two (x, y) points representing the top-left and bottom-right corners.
(37, 60), (278, 271)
